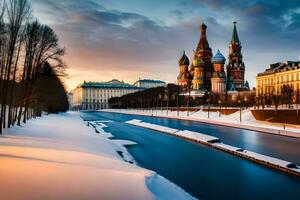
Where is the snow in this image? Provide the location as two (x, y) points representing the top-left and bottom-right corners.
(0, 112), (196, 200)
(213, 143), (242, 152)
(126, 118), (300, 176)
(175, 130), (220, 143)
(127, 119), (179, 134)
(240, 150), (292, 168)
(104, 109), (300, 137)
(146, 174), (199, 200)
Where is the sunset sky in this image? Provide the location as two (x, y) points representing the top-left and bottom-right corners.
(31, 0), (300, 91)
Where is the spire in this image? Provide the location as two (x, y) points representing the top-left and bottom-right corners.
(231, 20), (240, 44)
(197, 22), (210, 51)
(178, 50), (190, 66)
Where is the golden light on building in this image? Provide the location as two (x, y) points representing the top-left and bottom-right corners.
(256, 61), (300, 97)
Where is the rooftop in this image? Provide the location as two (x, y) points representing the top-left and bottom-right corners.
(258, 60), (300, 77)
(135, 79), (166, 84)
(79, 79), (141, 89)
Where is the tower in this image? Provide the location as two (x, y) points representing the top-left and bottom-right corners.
(191, 23), (213, 90)
(211, 50), (227, 93)
(226, 20), (245, 89)
(177, 51), (192, 87)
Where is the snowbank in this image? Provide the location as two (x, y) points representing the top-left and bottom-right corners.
(104, 109), (300, 137)
(127, 119), (179, 134)
(0, 112), (196, 200)
(176, 130), (220, 143)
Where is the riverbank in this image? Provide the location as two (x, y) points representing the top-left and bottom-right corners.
(0, 112), (196, 200)
(102, 109), (300, 138)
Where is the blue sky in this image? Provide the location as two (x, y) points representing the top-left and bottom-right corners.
(31, 0), (300, 90)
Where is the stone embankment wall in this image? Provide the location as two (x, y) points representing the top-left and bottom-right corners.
(251, 109), (300, 125)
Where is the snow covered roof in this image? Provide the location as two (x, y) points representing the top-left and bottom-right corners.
(79, 79), (141, 89)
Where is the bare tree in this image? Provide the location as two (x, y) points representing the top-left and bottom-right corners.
(0, 0), (31, 133)
(17, 21), (65, 125)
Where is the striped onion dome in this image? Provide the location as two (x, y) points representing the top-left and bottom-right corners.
(178, 51), (190, 66)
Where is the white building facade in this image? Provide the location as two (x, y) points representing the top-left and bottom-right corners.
(70, 79), (142, 110)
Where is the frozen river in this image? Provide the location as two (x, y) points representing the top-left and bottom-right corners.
(81, 111), (300, 200)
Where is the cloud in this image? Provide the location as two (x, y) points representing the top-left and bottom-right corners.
(31, 0), (300, 90)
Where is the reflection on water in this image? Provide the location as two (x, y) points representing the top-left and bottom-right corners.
(81, 112), (300, 200)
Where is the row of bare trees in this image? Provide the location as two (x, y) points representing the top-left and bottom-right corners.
(109, 84), (182, 110)
(0, 0), (66, 134)
(256, 84), (299, 109)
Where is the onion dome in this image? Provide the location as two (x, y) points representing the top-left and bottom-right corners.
(212, 72), (219, 78)
(178, 51), (190, 66)
(192, 58), (200, 67)
(212, 50), (226, 64)
(192, 58), (205, 67)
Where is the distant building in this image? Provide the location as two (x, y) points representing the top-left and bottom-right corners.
(70, 79), (142, 110)
(176, 21), (249, 93)
(134, 79), (166, 89)
(256, 60), (300, 97)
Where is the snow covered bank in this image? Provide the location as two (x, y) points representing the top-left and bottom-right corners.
(103, 109), (300, 138)
(126, 119), (300, 177)
(0, 112), (196, 200)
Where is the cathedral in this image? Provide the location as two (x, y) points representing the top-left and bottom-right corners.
(177, 21), (249, 94)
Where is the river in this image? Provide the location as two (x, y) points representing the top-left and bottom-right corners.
(81, 111), (300, 200)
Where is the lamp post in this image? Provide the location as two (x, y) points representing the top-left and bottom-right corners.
(186, 85), (191, 117)
(165, 87), (169, 116)
(218, 100), (222, 117)
(207, 98), (211, 119)
(238, 99), (242, 123)
(244, 96), (248, 110)
(177, 92), (179, 117)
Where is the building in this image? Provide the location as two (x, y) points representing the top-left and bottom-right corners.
(70, 79), (142, 110)
(176, 21), (249, 94)
(177, 51), (192, 87)
(134, 79), (166, 88)
(211, 50), (227, 93)
(190, 23), (213, 90)
(256, 60), (300, 98)
(226, 21), (246, 90)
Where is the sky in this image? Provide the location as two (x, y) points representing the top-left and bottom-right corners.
(31, 0), (300, 90)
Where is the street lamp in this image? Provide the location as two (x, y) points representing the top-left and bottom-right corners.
(218, 100), (222, 117)
(244, 96), (248, 110)
(207, 98), (211, 119)
(177, 92), (179, 117)
(186, 86), (191, 117)
(165, 87), (169, 116)
(238, 99), (242, 123)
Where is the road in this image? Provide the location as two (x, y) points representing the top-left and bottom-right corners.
(81, 111), (300, 200)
